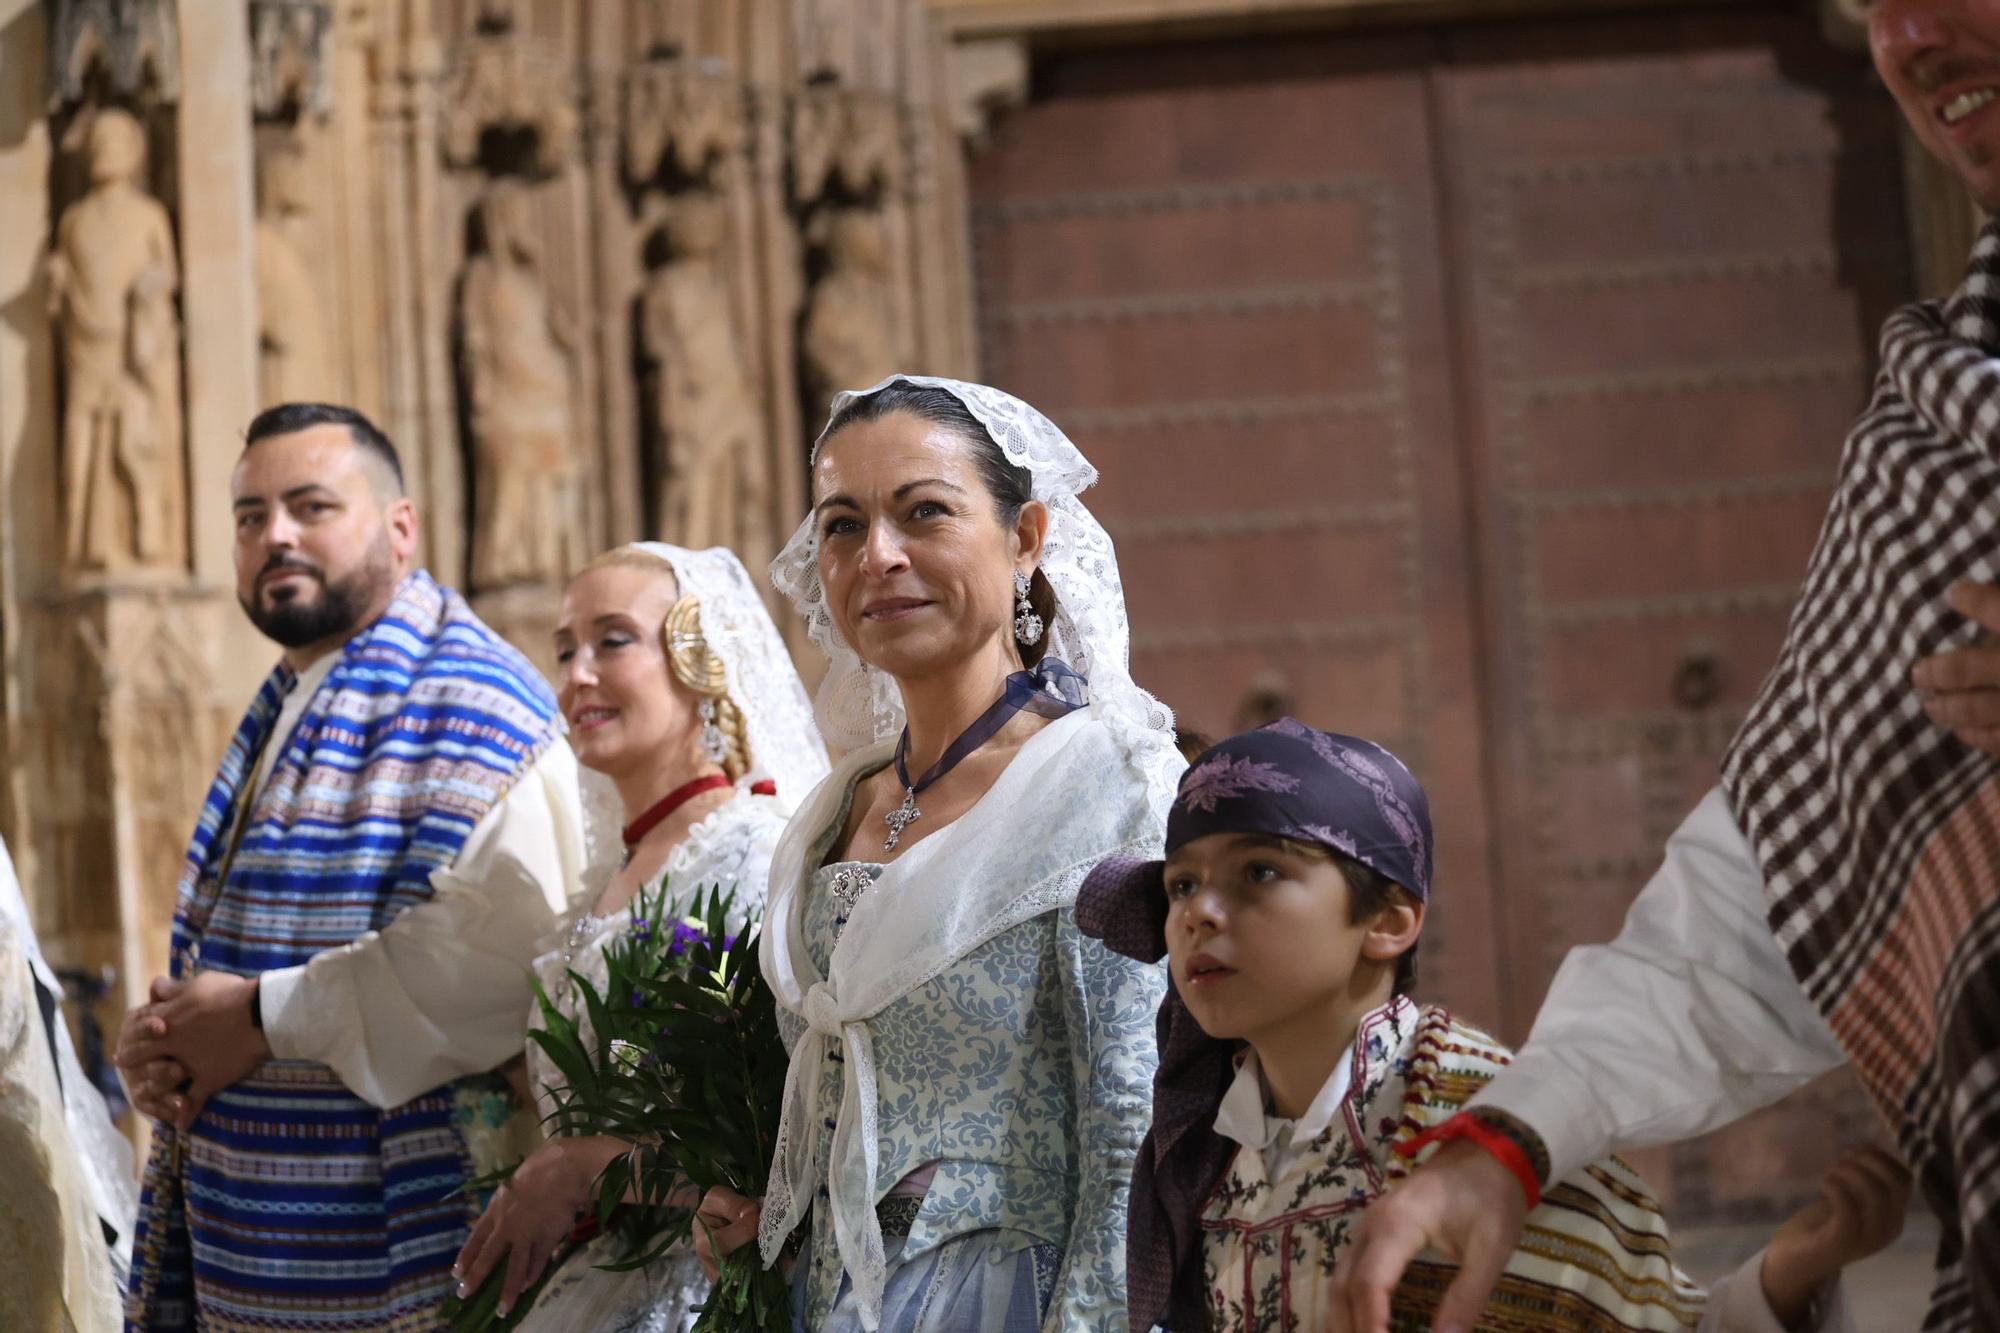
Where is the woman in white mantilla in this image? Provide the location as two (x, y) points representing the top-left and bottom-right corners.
(454, 542), (830, 1332)
(697, 376), (1181, 1332)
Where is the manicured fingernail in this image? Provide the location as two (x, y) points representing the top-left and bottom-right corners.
(456, 1281), (469, 1298)
(497, 1303), (511, 1318)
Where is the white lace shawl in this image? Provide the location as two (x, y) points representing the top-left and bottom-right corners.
(755, 708), (1164, 1329)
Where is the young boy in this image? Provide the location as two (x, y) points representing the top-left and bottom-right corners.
(1079, 720), (1910, 1333)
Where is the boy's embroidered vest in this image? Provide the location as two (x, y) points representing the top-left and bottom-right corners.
(1200, 999), (1706, 1333)
(126, 572), (561, 1332)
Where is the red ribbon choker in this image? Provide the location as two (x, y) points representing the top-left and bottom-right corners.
(620, 773), (733, 847)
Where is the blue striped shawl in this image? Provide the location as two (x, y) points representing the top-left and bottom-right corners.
(126, 571), (561, 1332)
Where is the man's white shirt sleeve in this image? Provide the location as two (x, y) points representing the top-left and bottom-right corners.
(259, 739), (586, 1109)
(1468, 785), (1848, 1183)
(1699, 1251), (1853, 1333)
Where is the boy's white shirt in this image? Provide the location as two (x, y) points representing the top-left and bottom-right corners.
(1213, 1044), (1854, 1333)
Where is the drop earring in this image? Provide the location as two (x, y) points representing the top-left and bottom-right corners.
(1013, 570), (1045, 647)
(699, 696), (729, 765)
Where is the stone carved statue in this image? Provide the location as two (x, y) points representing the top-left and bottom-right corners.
(459, 180), (584, 589)
(255, 135), (332, 406)
(641, 190), (771, 567)
(45, 108), (186, 574)
(803, 207), (899, 416)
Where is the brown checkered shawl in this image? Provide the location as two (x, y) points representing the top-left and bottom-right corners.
(1719, 219), (2000, 1333)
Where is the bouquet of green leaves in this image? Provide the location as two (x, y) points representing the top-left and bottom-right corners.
(448, 882), (793, 1332)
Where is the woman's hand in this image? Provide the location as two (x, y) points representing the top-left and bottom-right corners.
(692, 1186), (762, 1282)
(1759, 1146), (1911, 1324)
(453, 1137), (623, 1317)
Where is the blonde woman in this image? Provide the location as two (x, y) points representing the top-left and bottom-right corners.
(455, 543), (828, 1331)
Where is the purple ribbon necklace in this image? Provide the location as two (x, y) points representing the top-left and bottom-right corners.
(883, 659), (1085, 852)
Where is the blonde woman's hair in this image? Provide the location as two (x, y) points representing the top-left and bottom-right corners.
(573, 548), (752, 782)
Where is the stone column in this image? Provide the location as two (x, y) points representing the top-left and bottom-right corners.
(178, 0), (262, 587)
(0, 0), (57, 879)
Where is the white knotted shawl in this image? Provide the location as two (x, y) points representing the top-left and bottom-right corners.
(758, 376), (1181, 1329)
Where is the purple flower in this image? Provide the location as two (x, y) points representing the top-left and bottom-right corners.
(629, 988), (643, 1008)
(722, 933), (740, 953)
(629, 916), (652, 940)
(669, 921), (708, 957)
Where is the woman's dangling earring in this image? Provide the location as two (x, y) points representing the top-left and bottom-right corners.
(1013, 570), (1045, 647)
(699, 696), (729, 766)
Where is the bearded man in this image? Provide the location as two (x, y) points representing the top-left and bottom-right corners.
(1335, 4), (2000, 1331)
(114, 403), (585, 1330)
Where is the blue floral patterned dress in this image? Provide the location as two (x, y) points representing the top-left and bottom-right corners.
(777, 767), (1165, 1332)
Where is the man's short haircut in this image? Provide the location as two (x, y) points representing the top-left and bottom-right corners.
(244, 402), (405, 495)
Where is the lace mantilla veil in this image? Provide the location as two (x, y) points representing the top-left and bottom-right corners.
(770, 373), (1181, 813)
(572, 542), (831, 905)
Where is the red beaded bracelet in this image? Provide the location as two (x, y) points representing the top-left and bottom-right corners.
(1394, 1112), (1543, 1212)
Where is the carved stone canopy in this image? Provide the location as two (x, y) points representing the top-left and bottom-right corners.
(624, 56), (746, 188)
(442, 34), (579, 173)
(250, 0), (334, 120)
(792, 78), (902, 205)
(46, 0), (181, 109)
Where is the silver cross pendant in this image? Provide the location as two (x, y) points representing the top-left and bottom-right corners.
(883, 788), (922, 852)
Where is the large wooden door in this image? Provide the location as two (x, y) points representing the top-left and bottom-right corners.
(970, 7), (1913, 1220)
(973, 32), (1505, 1024)
(1430, 13), (1912, 1217)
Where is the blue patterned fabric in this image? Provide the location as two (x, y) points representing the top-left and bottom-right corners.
(125, 572), (561, 1332)
(779, 766), (1165, 1332)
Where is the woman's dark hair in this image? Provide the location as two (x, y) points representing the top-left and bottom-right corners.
(822, 380), (1057, 665)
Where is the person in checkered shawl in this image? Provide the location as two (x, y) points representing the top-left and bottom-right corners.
(1330, 7), (2000, 1333)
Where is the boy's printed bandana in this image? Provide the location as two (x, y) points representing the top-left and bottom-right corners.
(1076, 718), (1434, 1333)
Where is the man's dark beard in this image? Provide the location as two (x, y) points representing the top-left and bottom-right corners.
(241, 534), (396, 649)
